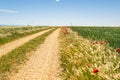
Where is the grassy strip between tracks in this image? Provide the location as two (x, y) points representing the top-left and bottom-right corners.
(0, 27), (50, 46)
(0, 28), (56, 79)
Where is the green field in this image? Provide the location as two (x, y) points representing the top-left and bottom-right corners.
(71, 27), (120, 48)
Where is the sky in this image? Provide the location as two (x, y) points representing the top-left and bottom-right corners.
(0, 0), (120, 26)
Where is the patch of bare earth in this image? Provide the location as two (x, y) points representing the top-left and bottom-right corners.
(0, 29), (51, 57)
(9, 29), (61, 80)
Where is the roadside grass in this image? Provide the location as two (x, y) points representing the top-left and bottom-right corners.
(60, 28), (120, 80)
(0, 26), (50, 46)
(0, 28), (56, 79)
(70, 27), (120, 49)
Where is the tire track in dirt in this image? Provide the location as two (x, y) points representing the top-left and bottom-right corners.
(0, 29), (52, 57)
(9, 29), (61, 80)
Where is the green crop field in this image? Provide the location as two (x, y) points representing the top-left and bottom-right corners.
(70, 27), (120, 48)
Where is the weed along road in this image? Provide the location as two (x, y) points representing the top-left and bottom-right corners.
(9, 29), (61, 80)
(0, 29), (52, 57)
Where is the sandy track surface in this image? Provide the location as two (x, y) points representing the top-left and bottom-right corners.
(0, 29), (51, 57)
(9, 29), (61, 80)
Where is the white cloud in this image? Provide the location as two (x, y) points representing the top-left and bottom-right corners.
(56, 0), (60, 2)
(0, 9), (18, 13)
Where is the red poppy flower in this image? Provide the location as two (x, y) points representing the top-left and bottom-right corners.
(62, 28), (69, 34)
(116, 48), (120, 53)
(95, 41), (99, 44)
(93, 68), (99, 74)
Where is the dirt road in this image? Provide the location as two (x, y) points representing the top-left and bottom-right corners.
(0, 29), (52, 57)
(9, 29), (61, 80)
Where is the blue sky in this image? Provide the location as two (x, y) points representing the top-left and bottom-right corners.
(0, 0), (120, 26)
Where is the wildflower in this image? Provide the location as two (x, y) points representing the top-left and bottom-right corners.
(95, 41), (99, 44)
(116, 48), (120, 53)
(100, 42), (104, 45)
(62, 28), (69, 34)
(64, 29), (69, 34)
(93, 68), (99, 74)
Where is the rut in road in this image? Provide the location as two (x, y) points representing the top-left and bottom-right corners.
(0, 29), (52, 57)
(9, 29), (61, 80)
